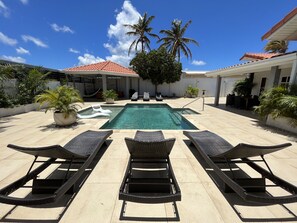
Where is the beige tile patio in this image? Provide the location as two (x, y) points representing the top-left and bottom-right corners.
(0, 98), (297, 222)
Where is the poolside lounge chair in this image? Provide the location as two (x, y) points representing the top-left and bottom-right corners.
(0, 130), (112, 206)
(143, 92), (150, 101)
(119, 131), (181, 204)
(156, 92), (163, 101)
(77, 112), (110, 119)
(131, 92), (138, 101)
(184, 130), (297, 204)
(92, 104), (112, 114)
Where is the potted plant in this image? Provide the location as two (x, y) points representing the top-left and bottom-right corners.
(35, 85), (83, 126)
(255, 85), (297, 127)
(102, 89), (118, 104)
(233, 78), (255, 109)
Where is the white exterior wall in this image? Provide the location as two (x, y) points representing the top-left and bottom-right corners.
(251, 71), (270, 96)
(2, 79), (60, 96)
(132, 75), (241, 97)
(221, 77), (243, 96)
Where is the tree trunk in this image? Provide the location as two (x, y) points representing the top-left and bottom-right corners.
(155, 84), (158, 95)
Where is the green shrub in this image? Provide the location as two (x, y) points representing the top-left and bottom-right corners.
(17, 69), (48, 104)
(186, 85), (199, 97)
(255, 85), (297, 126)
(0, 90), (15, 108)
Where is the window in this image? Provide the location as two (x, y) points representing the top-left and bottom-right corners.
(280, 76), (290, 88)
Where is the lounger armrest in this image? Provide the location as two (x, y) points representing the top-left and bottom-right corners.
(215, 142), (292, 159)
(7, 144), (86, 159)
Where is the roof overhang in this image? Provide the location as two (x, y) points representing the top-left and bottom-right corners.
(63, 70), (139, 78)
(0, 59), (62, 73)
(183, 70), (208, 77)
(262, 8), (297, 41)
(206, 53), (297, 78)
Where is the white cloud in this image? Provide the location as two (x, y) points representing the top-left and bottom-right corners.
(103, 0), (141, 66)
(78, 53), (105, 65)
(0, 0), (9, 17)
(0, 32), (17, 46)
(192, 60), (206, 66)
(19, 0), (28, 5)
(69, 48), (80, 54)
(51, 23), (74, 34)
(22, 35), (48, 48)
(16, 47), (30, 55)
(1, 55), (26, 63)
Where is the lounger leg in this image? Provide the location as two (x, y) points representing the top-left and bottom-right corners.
(63, 158), (74, 182)
(22, 156), (38, 185)
(261, 155), (274, 176)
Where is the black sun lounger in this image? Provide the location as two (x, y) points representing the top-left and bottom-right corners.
(119, 131), (181, 204)
(156, 92), (163, 101)
(0, 130), (112, 206)
(183, 130), (297, 204)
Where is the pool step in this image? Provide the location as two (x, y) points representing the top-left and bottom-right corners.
(169, 113), (182, 125)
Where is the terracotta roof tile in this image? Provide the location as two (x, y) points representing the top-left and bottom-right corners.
(240, 52), (280, 61)
(64, 61), (137, 75)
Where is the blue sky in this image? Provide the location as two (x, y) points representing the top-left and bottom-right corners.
(0, 0), (296, 71)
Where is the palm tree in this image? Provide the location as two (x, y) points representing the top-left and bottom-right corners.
(264, 40), (288, 53)
(158, 19), (199, 62)
(124, 12), (159, 55)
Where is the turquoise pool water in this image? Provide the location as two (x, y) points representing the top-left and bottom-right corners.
(100, 104), (198, 130)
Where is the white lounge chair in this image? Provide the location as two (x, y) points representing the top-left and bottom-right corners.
(91, 104), (112, 114)
(77, 112), (109, 119)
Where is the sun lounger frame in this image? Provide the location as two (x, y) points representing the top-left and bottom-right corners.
(0, 130), (112, 206)
(184, 130), (297, 204)
(119, 131), (181, 204)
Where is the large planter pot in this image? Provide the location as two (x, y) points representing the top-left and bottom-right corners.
(53, 112), (77, 126)
(105, 98), (114, 104)
(266, 115), (297, 134)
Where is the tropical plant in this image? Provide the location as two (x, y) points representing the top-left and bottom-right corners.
(0, 64), (17, 108)
(124, 12), (159, 55)
(186, 85), (199, 97)
(17, 69), (49, 104)
(35, 85), (83, 118)
(233, 78), (254, 97)
(255, 85), (297, 126)
(158, 19), (199, 62)
(102, 89), (118, 100)
(264, 40), (288, 54)
(130, 47), (182, 93)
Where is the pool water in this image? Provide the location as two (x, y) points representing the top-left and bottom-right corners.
(100, 104), (198, 130)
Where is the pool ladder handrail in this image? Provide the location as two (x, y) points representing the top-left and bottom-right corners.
(182, 96), (205, 111)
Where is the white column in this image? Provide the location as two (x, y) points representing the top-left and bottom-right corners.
(214, 75), (222, 106)
(270, 66), (281, 86)
(125, 77), (130, 98)
(102, 75), (107, 91)
(289, 59), (297, 85)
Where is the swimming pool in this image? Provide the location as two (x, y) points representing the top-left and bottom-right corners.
(100, 104), (198, 130)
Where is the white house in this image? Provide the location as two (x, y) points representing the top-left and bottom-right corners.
(206, 7), (297, 106)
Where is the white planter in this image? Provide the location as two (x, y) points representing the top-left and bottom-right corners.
(266, 115), (297, 134)
(105, 98), (115, 104)
(53, 112), (77, 126)
(0, 103), (47, 118)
